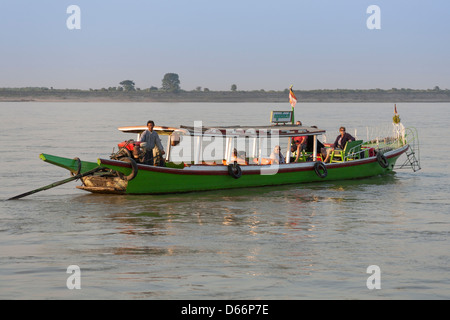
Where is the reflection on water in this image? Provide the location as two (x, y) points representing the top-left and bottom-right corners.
(66, 172), (405, 250)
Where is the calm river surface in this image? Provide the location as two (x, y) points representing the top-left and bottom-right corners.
(0, 102), (449, 299)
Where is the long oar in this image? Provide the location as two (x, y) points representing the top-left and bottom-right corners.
(7, 167), (102, 200)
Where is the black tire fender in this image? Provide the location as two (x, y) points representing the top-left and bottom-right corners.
(120, 157), (139, 181)
(314, 161), (328, 178)
(228, 163), (242, 179)
(377, 152), (389, 168)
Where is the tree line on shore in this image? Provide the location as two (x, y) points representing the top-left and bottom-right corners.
(1, 72), (448, 94)
(1, 86), (449, 95)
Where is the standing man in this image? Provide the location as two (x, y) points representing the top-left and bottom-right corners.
(140, 120), (165, 165)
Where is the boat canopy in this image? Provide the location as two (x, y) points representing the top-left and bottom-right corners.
(118, 126), (178, 136)
(118, 124), (326, 138)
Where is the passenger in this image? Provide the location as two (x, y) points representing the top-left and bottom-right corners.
(170, 132), (180, 146)
(294, 137), (307, 161)
(323, 126), (355, 163)
(140, 120), (165, 165)
(231, 148), (247, 165)
(270, 145), (286, 164)
(290, 144), (298, 162)
(292, 121), (307, 161)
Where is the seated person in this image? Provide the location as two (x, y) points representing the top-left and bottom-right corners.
(293, 135), (307, 162)
(293, 120), (307, 159)
(270, 145), (286, 164)
(230, 148), (247, 165)
(170, 132), (181, 146)
(323, 126), (355, 163)
(290, 144), (298, 162)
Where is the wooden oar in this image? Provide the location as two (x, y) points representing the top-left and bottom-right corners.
(7, 167), (102, 200)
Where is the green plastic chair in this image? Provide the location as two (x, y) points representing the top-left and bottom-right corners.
(330, 140), (363, 163)
(296, 150), (308, 162)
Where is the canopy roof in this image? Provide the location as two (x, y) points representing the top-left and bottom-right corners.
(118, 126), (177, 136)
(118, 124), (326, 137)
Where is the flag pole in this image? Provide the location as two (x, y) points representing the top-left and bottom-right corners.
(289, 85), (296, 125)
(291, 106), (295, 125)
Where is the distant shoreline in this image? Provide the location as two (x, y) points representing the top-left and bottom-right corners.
(1, 88), (450, 103)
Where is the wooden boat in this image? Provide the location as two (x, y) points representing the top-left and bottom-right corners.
(36, 111), (421, 195)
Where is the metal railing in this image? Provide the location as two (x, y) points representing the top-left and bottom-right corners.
(396, 127), (421, 172)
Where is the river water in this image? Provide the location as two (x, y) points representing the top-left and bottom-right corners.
(0, 102), (449, 300)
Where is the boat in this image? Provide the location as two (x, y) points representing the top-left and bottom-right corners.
(32, 107), (420, 196)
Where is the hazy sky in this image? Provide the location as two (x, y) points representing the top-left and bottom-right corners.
(1, 0), (449, 90)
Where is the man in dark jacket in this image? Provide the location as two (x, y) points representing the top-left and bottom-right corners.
(323, 126), (355, 162)
(333, 126), (355, 149)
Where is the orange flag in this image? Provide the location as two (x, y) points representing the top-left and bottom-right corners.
(289, 86), (297, 108)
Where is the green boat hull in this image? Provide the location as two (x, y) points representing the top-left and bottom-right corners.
(40, 145), (408, 195)
(40, 153), (99, 174)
